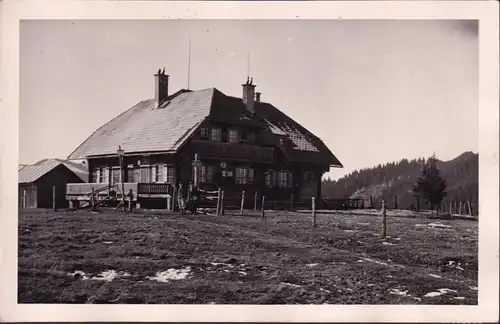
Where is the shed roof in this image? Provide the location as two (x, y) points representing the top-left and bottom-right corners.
(67, 86), (342, 167)
(19, 159), (88, 184)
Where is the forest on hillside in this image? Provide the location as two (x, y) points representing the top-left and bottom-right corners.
(322, 151), (478, 213)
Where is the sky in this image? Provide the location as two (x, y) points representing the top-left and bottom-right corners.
(19, 19), (478, 180)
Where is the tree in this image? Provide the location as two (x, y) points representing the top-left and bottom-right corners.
(412, 155), (447, 211)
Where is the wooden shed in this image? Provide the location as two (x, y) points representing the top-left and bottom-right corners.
(18, 159), (87, 209)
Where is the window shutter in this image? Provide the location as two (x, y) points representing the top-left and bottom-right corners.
(162, 165), (168, 183)
(104, 168), (110, 183)
(96, 169), (100, 183)
(151, 166), (157, 183)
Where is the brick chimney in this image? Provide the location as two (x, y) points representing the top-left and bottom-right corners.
(255, 92), (261, 102)
(154, 67), (169, 107)
(242, 77), (256, 113)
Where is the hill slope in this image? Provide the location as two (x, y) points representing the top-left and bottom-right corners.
(322, 152), (478, 212)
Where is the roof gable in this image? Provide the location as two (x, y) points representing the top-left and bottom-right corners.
(18, 159), (88, 183)
(68, 88), (215, 159)
(254, 102), (343, 166)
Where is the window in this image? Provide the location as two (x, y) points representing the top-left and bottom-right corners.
(235, 167), (254, 184)
(222, 170), (233, 178)
(210, 128), (222, 142)
(228, 129), (239, 144)
(99, 167), (109, 183)
(127, 165), (135, 182)
(240, 131), (248, 143)
(303, 171), (314, 183)
(151, 164), (164, 183)
(278, 171), (292, 188)
(92, 169), (98, 183)
(111, 168), (121, 184)
(200, 127), (209, 138)
(163, 165), (176, 184)
(200, 165), (215, 183)
(265, 170), (273, 187)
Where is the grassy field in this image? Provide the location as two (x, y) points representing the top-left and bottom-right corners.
(18, 208), (478, 304)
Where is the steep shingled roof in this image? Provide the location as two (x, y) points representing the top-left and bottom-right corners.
(19, 159), (88, 184)
(67, 87), (342, 166)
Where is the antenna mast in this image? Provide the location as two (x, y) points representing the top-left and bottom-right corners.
(187, 36), (192, 90)
(247, 52), (251, 77)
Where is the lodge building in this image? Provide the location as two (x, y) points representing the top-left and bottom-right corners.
(66, 69), (342, 208)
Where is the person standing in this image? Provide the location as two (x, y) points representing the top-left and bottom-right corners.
(177, 182), (186, 215)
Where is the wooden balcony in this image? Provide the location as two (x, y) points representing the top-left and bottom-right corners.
(66, 182), (174, 201)
(190, 140), (275, 163)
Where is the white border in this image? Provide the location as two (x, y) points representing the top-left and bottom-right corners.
(1, 1), (498, 322)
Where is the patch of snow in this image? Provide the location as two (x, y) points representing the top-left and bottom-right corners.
(415, 224), (426, 227)
(447, 261), (465, 271)
(367, 284), (375, 287)
(343, 230), (356, 233)
(306, 263), (319, 267)
(91, 270), (118, 281)
(394, 237), (401, 240)
(382, 242), (395, 246)
(238, 271), (247, 276)
(146, 267), (191, 283)
(320, 288), (331, 293)
(362, 258), (389, 266)
(357, 223), (370, 226)
(281, 282), (302, 288)
(424, 288), (457, 298)
(428, 274), (442, 279)
(386, 275), (394, 278)
(356, 260), (364, 263)
(428, 223), (452, 229)
(453, 296), (466, 300)
(224, 269), (231, 273)
(102, 241), (113, 244)
(469, 286), (478, 291)
(389, 288), (409, 296)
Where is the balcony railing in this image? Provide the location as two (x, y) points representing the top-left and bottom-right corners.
(190, 140), (275, 163)
(66, 182), (174, 200)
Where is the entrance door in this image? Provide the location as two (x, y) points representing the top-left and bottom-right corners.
(20, 186), (37, 208)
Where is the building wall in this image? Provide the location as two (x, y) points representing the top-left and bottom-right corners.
(35, 164), (85, 209)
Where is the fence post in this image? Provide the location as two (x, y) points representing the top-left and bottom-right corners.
(52, 185), (56, 211)
(312, 197), (316, 228)
(221, 190), (225, 216)
(449, 201), (452, 214)
(261, 196), (266, 218)
(254, 192), (258, 212)
(467, 201), (473, 216)
(240, 190), (245, 215)
(290, 194), (294, 210)
(216, 187), (221, 216)
(459, 201), (463, 215)
(382, 200), (387, 239)
(91, 187), (96, 211)
(394, 195), (398, 209)
(370, 196), (374, 209)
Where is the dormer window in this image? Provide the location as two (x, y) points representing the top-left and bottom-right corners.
(279, 138), (285, 146)
(200, 127), (209, 139)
